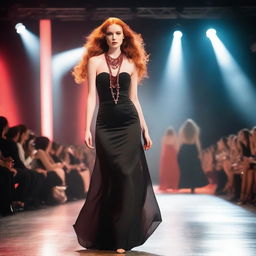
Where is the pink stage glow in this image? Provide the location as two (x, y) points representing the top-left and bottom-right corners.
(40, 19), (53, 140)
(0, 54), (21, 125)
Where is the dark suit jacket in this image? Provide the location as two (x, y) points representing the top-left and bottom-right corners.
(0, 138), (26, 169)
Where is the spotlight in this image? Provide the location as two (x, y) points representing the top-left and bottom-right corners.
(206, 28), (217, 38)
(15, 23), (26, 34)
(173, 30), (183, 38)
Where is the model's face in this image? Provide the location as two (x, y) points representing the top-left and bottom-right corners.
(105, 24), (124, 49)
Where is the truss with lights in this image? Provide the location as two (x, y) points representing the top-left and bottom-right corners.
(1, 6), (256, 21)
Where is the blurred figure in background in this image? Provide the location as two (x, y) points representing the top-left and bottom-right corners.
(33, 136), (67, 204)
(238, 129), (254, 204)
(58, 145), (89, 199)
(250, 127), (256, 203)
(215, 137), (230, 195)
(178, 119), (209, 193)
(228, 135), (243, 201)
(158, 127), (180, 191)
(201, 146), (217, 185)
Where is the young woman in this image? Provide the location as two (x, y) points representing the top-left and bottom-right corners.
(33, 136), (67, 204)
(178, 119), (209, 193)
(72, 17), (162, 253)
(34, 136), (66, 185)
(159, 127), (180, 191)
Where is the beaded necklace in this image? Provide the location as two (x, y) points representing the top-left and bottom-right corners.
(105, 52), (123, 104)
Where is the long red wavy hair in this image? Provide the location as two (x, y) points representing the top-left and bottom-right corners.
(72, 17), (149, 84)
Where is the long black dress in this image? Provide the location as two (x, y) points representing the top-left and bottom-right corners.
(178, 144), (209, 189)
(73, 72), (162, 251)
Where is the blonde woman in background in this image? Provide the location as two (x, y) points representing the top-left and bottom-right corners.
(159, 127), (180, 191)
(178, 119), (209, 193)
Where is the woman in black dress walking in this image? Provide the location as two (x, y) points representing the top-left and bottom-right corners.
(72, 17), (162, 253)
(178, 119), (209, 193)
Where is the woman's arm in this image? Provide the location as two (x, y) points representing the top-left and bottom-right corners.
(36, 150), (60, 171)
(17, 143), (33, 168)
(84, 57), (97, 149)
(129, 67), (152, 150)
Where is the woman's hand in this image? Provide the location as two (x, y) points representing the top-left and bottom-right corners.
(84, 130), (94, 149)
(143, 129), (152, 150)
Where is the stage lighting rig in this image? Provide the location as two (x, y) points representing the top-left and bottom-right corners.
(206, 28), (217, 38)
(173, 30), (183, 38)
(15, 23), (26, 34)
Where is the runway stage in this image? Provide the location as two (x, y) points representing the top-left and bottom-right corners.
(1, 194), (256, 256)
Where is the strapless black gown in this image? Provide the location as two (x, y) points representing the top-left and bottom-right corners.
(178, 144), (209, 189)
(73, 72), (162, 251)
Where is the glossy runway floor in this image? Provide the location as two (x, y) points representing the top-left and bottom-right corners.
(1, 194), (256, 256)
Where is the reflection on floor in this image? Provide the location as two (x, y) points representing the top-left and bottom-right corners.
(156, 184), (216, 195)
(1, 191), (256, 256)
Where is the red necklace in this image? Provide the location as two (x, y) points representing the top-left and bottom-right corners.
(105, 53), (123, 104)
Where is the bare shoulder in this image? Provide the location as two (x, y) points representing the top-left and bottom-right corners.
(89, 54), (104, 63)
(123, 56), (136, 75)
(88, 54), (105, 71)
(130, 60), (137, 76)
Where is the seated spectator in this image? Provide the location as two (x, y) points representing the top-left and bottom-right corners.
(238, 129), (254, 204)
(214, 138), (228, 195)
(34, 137), (66, 185)
(229, 136), (242, 202)
(57, 145), (89, 199)
(250, 127), (256, 169)
(6, 126), (46, 210)
(33, 136), (67, 204)
(0, 152), (21, 216)
(0, 118), (30, 211)
(17, 125), (35, 169)
(201, 146), (216, 184)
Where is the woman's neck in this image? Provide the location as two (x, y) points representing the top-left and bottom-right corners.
(107, 47), (121, 58)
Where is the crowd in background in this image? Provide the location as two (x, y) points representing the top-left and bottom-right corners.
(159, 119), (209, 193)
(2, 114), (256, 217)
(202, 127), (256, 204)
(0, 116), (94, 217)
(159, 120), (256, 206)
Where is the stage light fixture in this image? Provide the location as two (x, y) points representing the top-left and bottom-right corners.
(173, 30), (183, 38)
(15, 23), (26, 34)
(206, 28), (217, 38)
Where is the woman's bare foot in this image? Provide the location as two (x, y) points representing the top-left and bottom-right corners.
(116, 248), (126, 253)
